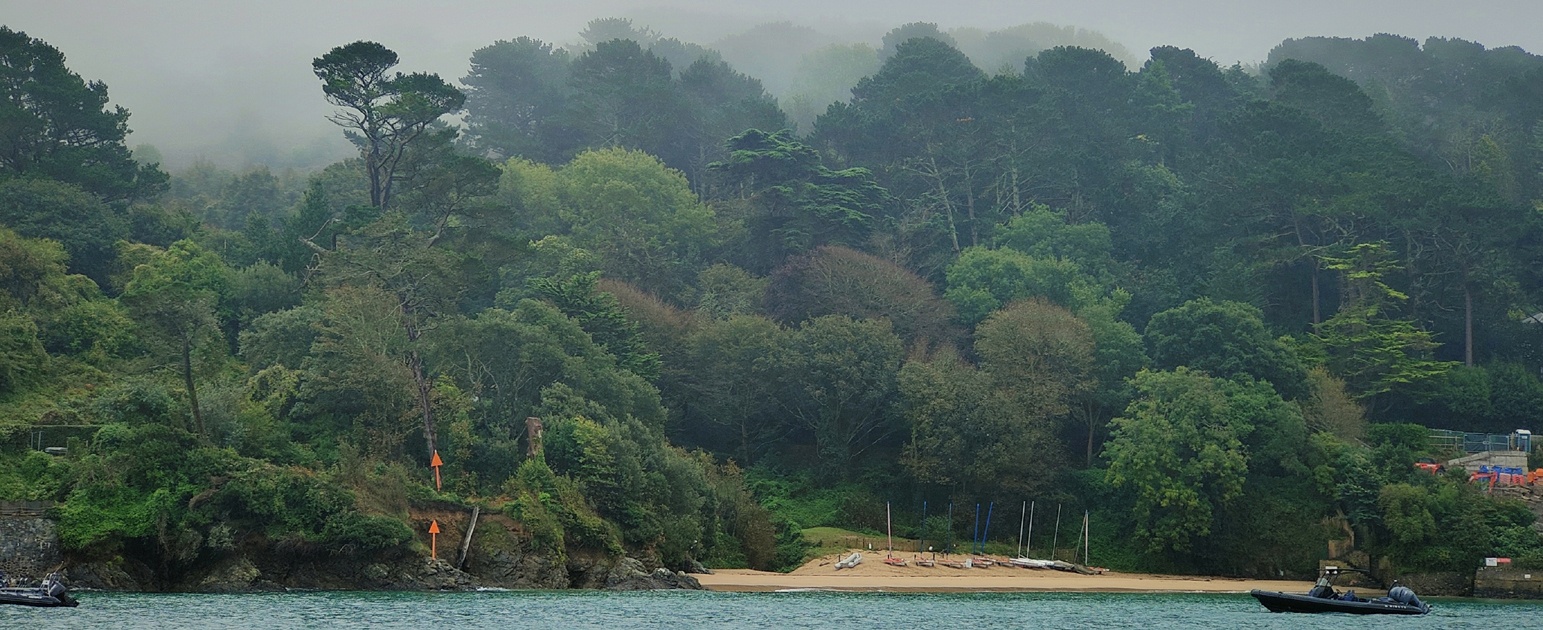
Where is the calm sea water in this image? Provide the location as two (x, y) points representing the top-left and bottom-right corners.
(5, 590), (1540, 629)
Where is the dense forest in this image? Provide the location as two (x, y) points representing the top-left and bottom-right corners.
(3, 18), (1543, 586)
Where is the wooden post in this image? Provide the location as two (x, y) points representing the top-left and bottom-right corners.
(457, 506), (481, 570)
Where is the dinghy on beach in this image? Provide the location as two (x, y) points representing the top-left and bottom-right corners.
(834, 552), (863, 569)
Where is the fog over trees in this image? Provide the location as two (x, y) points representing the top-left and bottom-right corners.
(6, 2), (1543, 589)
(8, 1), (1541, 169)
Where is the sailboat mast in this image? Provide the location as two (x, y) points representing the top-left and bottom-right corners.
(946, 502), (954, 554)
(1052, 503), (1062, 561)
(972, 503), (980, 555)
(981, 502), (994, 555)
(920, 500), (927, 553)
(886, 501), (893, 558)
(1017, 501), (1027, 557)
(1083, 510), (1090, 565)
(1027, 501), (1035, 556)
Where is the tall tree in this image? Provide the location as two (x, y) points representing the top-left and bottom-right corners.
(0, 178), (126, 284)
(460, 37), (575, 163)
(565, 39), (678, 156)
(773, 315), (904, 480)
(762, 245), (959, 349)
(1104, 368), (1256, 553)
(119, 240), (229, 437)
(1145, 298), (1311, 400)
(313, 41), (465, 210)
(670, 58), (788, 194)
(679, 314), (787, 463)
(1313, 242), (1455, 401)
(552, 148), (719, 299)
(0, 26), (167, 202)
(712, 129), (888, 268)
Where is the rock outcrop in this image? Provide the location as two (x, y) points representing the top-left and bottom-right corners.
(600, 557), (703, 591)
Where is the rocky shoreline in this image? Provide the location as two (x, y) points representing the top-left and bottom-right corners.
(63, 551), (704, 593)
(7, 507), (702, 594)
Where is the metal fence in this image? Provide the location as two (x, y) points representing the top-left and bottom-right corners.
(1429, 429), (1528, 454)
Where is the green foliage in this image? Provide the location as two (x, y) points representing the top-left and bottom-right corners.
(746, 468), (876, 535)
(0, 178), (127, 284)
(712, 129), (887, 265)
(1145, 298), (1310, 400)
(0, 26), (167, 203)
(763, 245), (958, 348)
(693, 264), (765, 319)
(313, 41), (465, 210)
(1367, 422), (1435, 481)
(502, 457), (619, 559)
(320, 512), (414, 552)
(0, 450), (70, 501)
(1105, 369), (1266, 553)
(944, 246), (1102, 328)
(773, 315), (904, 480)
(1313, 243), (1456, 400)
(462, 37), (574, 163)
(1373, 481), (1535, 572)
(530, 271), (660, 380)
(9, 22), (1543, 584)
(0, 309), (46, 396)
(675, 314), (786, 463)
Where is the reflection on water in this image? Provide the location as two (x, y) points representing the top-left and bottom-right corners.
(4, 590), (1540, 629)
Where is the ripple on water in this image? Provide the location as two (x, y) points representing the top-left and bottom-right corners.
(3, 590), (1541, 630)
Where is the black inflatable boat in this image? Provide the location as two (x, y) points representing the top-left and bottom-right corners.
(0, 573), (78, 608)
(1251, 567), (1429, 615)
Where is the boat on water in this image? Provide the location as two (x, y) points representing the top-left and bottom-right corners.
(0, 573), (78, 608)
(1250, 567), (1429, 615)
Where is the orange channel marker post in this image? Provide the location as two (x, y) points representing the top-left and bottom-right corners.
(430, 451), (444, 491)
(429, 519), (440, 559)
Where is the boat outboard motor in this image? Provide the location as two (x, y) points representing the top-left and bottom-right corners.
(42, 573), (66, 599)
(1388, 585), (1423, 609)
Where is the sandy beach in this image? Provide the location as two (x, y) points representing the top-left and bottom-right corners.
(695, 551), (1313, 594)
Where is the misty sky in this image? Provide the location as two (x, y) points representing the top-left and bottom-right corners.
(6, 0), (1539, 170)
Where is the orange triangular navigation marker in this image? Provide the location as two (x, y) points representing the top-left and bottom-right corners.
(428, 519), (440, 559)
(430, 451), (444, 467)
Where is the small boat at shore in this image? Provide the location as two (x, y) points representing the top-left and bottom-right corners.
(834, 552), (862, 569)
(0, 573), (78, 608)
(1251, 567), (1429, 615)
